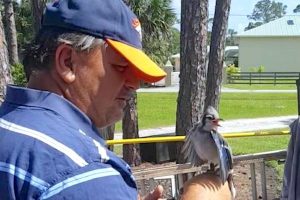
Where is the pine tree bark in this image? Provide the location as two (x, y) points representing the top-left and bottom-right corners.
(122, 92), (141, 166)
(0, 11), (13, 98)
(175, 0), (208, 192)
(205, 0), (231, 110)
(3, 0), (19, 65)
(31, 0), (47, 33)
(121, 0), (141, 167)
(176, 0), (208, 162)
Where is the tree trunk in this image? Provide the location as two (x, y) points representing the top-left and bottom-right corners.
(121, 0), (141, 167)
(122, 92), (141, 167)
(0, 11), (13, 98)
(175, 0), (208, 193)
(205, 0), (231, 110)
(98, 125), (115, 151)
(3, 0), (19, 65)
(176, 0), (208, 162)
(31, 0), (47, 33)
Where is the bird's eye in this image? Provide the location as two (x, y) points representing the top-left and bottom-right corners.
(205, 115), (214, 120)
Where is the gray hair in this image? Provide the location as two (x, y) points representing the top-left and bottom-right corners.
(23, 28), (104, 79)
(57, 33), (104, 51)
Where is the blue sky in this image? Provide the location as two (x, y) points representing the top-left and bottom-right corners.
(171, 0), (300, 33)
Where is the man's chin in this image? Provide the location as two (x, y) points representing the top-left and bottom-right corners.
(97, 112), (124, 128)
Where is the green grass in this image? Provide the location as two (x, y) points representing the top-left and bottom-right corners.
(228, 135), (289, 191)
(137, 93), (178, 128)
(224, 84), (296, 90)
(115, 92), (297, 131)
(228, 135), (290, 155)
(220, 93), (297, 120)
(115, 93), (178, 131)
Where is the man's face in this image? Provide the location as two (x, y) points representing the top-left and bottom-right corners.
(72, 43), (140, 127)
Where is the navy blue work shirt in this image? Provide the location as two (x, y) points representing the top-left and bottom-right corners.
(281, 118), (300, 200)
(0, 85), (138, 199)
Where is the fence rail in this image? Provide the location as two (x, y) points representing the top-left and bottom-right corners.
(133, 150), (287, 200)
(132, 150), (286, 179)
(227, 72), (300, 85)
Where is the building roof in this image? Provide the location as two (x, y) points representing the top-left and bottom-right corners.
(238, 15), (300, 37)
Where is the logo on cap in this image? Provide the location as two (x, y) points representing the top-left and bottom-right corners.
(132, 18), (142, 41)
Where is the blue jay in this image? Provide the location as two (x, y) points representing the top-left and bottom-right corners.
(181, 106), (236, 198)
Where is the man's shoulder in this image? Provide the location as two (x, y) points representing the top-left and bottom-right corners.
(0, 116), (137, 199)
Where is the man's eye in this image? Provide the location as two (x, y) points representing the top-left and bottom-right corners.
(113, 65), (127, 72)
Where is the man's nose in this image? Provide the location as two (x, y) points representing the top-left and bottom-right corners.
(124, 68), (140, 90)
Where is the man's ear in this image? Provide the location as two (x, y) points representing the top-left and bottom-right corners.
(55, 44), (76, 84)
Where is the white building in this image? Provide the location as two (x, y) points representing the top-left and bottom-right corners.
(238, 16), (300, 72)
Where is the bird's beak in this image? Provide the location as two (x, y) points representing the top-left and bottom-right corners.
(213, 119), (223, 126)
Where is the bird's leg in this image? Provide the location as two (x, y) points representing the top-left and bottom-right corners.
(209, 163), (216, 172)
(210, 163), (215, 171)
(210, 164), (222, 176)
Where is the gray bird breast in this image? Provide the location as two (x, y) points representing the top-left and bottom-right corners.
(193, 132), (219, 165)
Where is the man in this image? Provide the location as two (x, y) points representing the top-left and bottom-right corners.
(0, 0), (166, 199)
(0, 0), (233, 199)
(281, 119), (300, 200)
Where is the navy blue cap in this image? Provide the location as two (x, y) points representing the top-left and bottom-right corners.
(41, 0), (167, 83)
(42, 0), (142, 49)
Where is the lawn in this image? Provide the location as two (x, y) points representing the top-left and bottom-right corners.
(224, 83), (297, 90)
(115, 92), (297, 131)
(228, 135), (290, 155)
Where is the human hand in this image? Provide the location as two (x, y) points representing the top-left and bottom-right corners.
(138, 185), (165, 200)
(180, 173), (232, 200)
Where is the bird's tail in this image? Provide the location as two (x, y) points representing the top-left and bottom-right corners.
(181, 131), (196, 162)
(228, 172), (236, 199)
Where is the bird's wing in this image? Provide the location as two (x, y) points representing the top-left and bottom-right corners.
(181, 125), (206, 166)
(211, 131), (233, 184)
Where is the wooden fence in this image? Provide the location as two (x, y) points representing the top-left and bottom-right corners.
(227, 72), (300, 85)
(133, 150), (287, 200)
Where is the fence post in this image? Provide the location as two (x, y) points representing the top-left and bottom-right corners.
(250, 163), (257, 200)
(274, 72), (277, 85)
(250, 73), (252, 85)
(260, 161), (267, 200)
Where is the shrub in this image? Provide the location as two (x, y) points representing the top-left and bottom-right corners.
(257, 65), (265, 73)
(250, 65), (265, 73)
(11, 63), (27, 86)
(226, 64), (240, 75)
(250, 67), (257, 72)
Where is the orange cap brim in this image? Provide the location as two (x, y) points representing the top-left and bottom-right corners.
(106, 39), (166, 83)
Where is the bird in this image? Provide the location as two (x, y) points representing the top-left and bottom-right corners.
(181, 106), (236, 199)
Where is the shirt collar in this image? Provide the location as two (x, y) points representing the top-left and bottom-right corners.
(4, 85), (103, 142)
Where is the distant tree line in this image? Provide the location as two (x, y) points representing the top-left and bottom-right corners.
(245, 0), (287, 31)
